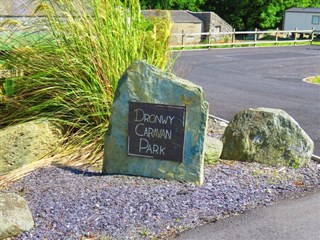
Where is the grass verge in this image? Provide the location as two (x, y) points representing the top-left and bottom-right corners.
(307, 76), (320, 84)
(171, 41), (314, 51)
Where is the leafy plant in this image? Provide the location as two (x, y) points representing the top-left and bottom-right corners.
(139, 230), (150, 237)
(0, 0), (172, 167)
(223, 35), (229, 43)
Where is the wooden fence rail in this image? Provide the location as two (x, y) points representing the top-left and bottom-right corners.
(170, 28), (317, 49)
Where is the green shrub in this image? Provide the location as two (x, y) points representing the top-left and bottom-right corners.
(0, 0), (172, 166)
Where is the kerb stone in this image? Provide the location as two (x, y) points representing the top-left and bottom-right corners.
(102, 60), (208, 185)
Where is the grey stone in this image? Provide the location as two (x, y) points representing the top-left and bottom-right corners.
(204, 137), (223, 164)
(102, 60), (208, 185)
(191, 12), (233, 41)
(221, 108), (314, 167)
(0, 120), (62, 174)
(0, 193), (34, 239)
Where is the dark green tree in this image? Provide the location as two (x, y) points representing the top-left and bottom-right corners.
(201, 0), (320, 30)
(140, 0), (204, 11)
(259, 0), (320, 29)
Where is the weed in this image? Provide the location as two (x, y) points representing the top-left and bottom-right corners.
(252, 169), (263, 177)
(139, 230), (149, 237)
(223, 35), (229, 43)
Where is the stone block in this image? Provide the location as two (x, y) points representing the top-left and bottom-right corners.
(102, 60), (208, 185)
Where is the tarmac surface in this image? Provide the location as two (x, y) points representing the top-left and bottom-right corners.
(173, 46), (320, 240)
(175, 191), (320, 240)
(174, 45), (320, 156)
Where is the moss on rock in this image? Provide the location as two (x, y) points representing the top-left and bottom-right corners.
(0, 120), (62, 174)
(221, 108), (314, 167)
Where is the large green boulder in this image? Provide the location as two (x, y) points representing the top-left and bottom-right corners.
(221, 108), (314, 167)
(103, 60), (208, 185)
(0, 193), (34, 239)
(0, 120), (62, 174)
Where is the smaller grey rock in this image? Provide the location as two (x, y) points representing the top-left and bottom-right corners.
(0, 193), (34, 239)
(204, 137), (223, 164)
(221, 108), (314, 167)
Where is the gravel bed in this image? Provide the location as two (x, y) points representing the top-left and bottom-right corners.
(2, 116), (320, 239)
(3, 160), (320, 240)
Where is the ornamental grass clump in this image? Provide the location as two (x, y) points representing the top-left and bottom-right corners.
(0, 0), (172, 170)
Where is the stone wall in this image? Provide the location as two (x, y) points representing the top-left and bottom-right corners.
(0, 0), (64, 17)
(192, 11), (233, 33)
(0, 16), (48, 27)
(0, 69), (24, 79)
(1, 4), (233, 45)
(0, 0), (49, 30)
(0, 16), (48, 37)
(191, 11), (233, 41)
(170, 22), (203, 45)
(0, 0), (40, 16)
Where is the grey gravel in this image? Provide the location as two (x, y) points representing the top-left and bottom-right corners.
(2, 117), (320, 239)
(3, 160), (319, 240)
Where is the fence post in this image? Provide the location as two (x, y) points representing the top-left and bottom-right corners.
(294, 27), (297, 46)
(208, 32), (211, 48)
(254, 28), (258, 47)
(275, 28), (279, 46)
(311, 27), (315, 45)
(232, 28), (235, 47)
(182, 30), (185, 47)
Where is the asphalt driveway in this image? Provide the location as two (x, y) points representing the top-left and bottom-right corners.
(174, 45), (320, 156)
(175, 191), (320, 240)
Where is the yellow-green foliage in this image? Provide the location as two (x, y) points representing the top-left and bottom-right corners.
(0, 0), (172, 165)
(312, 76), (320, 84)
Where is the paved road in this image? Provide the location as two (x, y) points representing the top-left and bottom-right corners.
(175, 191), (320, 240)
(174, 46), (320, 156)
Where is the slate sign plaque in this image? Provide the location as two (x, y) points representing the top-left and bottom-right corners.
(128, 102), (186, 162)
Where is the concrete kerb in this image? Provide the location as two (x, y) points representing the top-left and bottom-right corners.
(208, 114), (229, 124)
(311, 154), (320, 163)
(208, 114), (320, 163)
(170, 44), (307, 53)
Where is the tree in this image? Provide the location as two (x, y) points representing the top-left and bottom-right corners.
(140, 0), (205, 11)
(201, 0), (320, 30)
(259, 0), (320, 29)
(201, 0), (257, 30)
